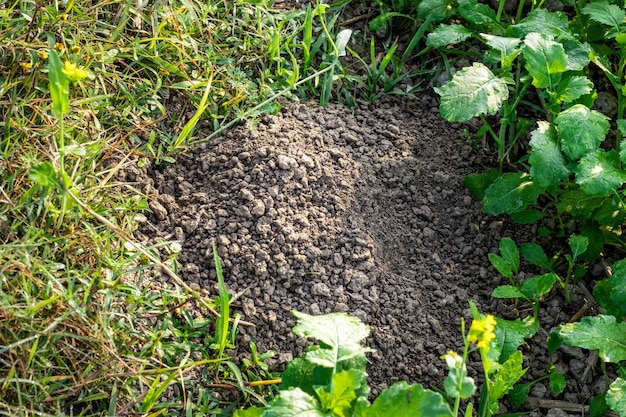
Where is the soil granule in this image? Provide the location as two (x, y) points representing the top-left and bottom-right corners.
(127, 97), (602, 415)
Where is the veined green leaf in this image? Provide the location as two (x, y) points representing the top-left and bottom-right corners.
(443, 352), (475, 398)
(482, 34), (522, 55)
(488, 351), (527, 415)
(281, 357), (332, 397)
(522, 33), (567, 89)
(233, 407), (263, 417)
(492, 285), (526, 300)
(555, 189), (605, 219)
(483, 172), (544, 215)
(493, 316), (538, 362)
(594, 259), (626, 319)
(435, 63), (509, 122)
(499, 237), (520, 274)
(551, 75), (593, 104)
(315, 370), (362, 417)
(28, 162), (60, 188)
(520, 242), (553, 270)
(582, 2), (625, 38)
(529, 121), (570, 187)
(464, 168), (500, 200)
(292, 311), (373, 369)
(458, 0), (498, 29)
(263, 388), (327, 417)
(520, 272), (557, 300)
(48, 49), (69, 116)
(562, 39), (592, 71)
(606, 378), (626, 416)
(417, 0), (456, 23)
(357, 382), (454, 417)
(426, 24), (473, 48)
(555, 315), (626, 363)
(489, 254), (514, 280)
(556, 105), (610, 160)
(568, 234), (589, 259)
(507, 9), (571, 39)
(575, 149), (626, 195)
(549, 372), (567, 395)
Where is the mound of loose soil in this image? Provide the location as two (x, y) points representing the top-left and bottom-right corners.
(126, 96), (608, 416)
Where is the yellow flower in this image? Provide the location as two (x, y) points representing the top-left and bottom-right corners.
(62, 61), (89, 82)
(468, 315), (497, 348)
(37, 50), (48, 59)
(71, 45), (81, 54)
(55, 43), (65, 51)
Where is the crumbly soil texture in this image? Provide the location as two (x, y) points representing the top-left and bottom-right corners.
(128, 96), (607, 416)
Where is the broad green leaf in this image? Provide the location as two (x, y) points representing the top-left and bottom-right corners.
(28, 162), (59, 188)
(520, 242), (553, 270)
(464, 168), (499, 200)
(443, 352), (475, 398)
(489, 254), (514, 279)
(292, 311), (373, 368)
(520, 272), (557, 300)
(483, 172), (544, 215)
(551, 75), (594, 104)
(492, 285), (526, 299)
(482, 34), (522, 55)
(556, 189), (605, 219)
(508, 383), (530, 408)
(592, 195), (626, 227)
(315, 370), (362, 417)
(576, 149), (626, 195)
(458, 0), (497, 29)
(434, 63), (509, 122)
(488, 351), (527, 415)
(579, 221), (604, 262)
(556, 315), (626, 363)
(500, 237), (520, 273)
(582, 2), (625, 38)
(48, 49), (69, 116)
(549, 372), (566, 394)
(593, 259), (626, 318)
(426, 24), (473, 48)
(556, 105), (610, 160)
(263, 388), (327, 417)
(507, 9), (571, 39)
(528, 121), (570, 187)
(493, 316), (538, 362)
(417, 0), (456, 23)
(606, 378), (626, 416)
(562, 39), (592, 71)
(234, 408), (263, 417)
(368, 12), (407, 31)
(358, 382), (454, 417)
(589, 394), (609, 417)
(511, 210), (544, 224)
(281, 357), (332, 397)
(522, 33), (567, 89)
(568, 234), (589, 259)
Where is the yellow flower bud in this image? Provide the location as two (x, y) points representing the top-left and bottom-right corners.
(62, 61), (89, 82)
(468, 315), (497, 348)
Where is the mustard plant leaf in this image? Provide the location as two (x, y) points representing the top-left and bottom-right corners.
(458, 0), (498, 29)
(593, 259), (626, 319)
(556, 105), (611, 160)
(582, 2), (625, 38)
(562, 39), (592, 71)
(417, 0), (456, 23)
(568, 234), (589, 259)
(443, 352), (476, 398)
(555, 189), (605, 219)
(556, 315), (626, 363)
(434, 63), (509, 122)
(529, 121), (570, 187)
(483, 172), (544, 215)
(482, 34), (522, 55)
(511, 209), (544, 224)
(233, 408), (263, 417)
(507, 9), (571, 39)
(47, 49), (69, 116)
(464, 168), (499, 200)
(262, 388), (328, 417)
(575, 149), (626, 195)
(500, 237), (520, 273)
(520, 272), (557, 300)
(522, 33), (567, 89)
(315, 370), (362, 417)
(281, 356), (332, 396)
(426, 24), (473, 48)
(549, 371), (566, 394)
(489, 255), (514, 280)
(358, 382), (454, 417)
(488, 350), (527, 414)
(606, 378), (626, 416)
(520, 242), (553, 270)
(292, 311), (373, 368)
(492, 285), (525, 299)
(551, 75), (594, 104)
(28, 162), (59, 188)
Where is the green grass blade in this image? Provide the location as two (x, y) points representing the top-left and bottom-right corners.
(213, 245), (230, 358)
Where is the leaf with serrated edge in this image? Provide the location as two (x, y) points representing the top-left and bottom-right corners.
(582, 2), (625, 38)
(292, 311), (373, 368)
(458, 0), (497, 28)
(556, 105), (610, 160)
(507, 9), (571, 39)
(316, 370), (362, 417)
(568, 234), (588, 259)
(417, 0), (456, 22)
(606, 378), (626, 416)
(263, 388), (327, 417)
(482, 34), (521, 55)
(522, 33), (567, 89)
(520, 272), (557, 300)
(556, 315), (626, 363)
(575, 149), (626, 195)
(483, 172), (544, 215)
(435, 63), (509, 122)
(426, 24), (473, 48)
(552, 75), (593, 104)
(358, 382), (454, 417)
(529, 121), (570, 187)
